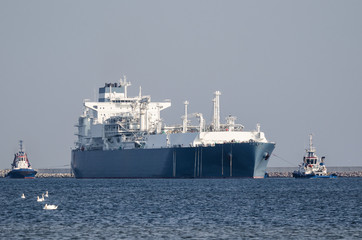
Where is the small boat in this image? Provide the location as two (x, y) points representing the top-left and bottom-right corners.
(7, 140), (37, 179)
(293, 134), (337, 179)
(43, 204), (58, 210)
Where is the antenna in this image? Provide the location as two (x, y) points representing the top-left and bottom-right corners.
(19, 140), (23, 152)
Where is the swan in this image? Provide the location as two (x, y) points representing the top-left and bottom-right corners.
(37, 196), (44, 202)
(21, 193), (25, 199)
(43, 204), (58, 210)
(45, 191), (49, 198)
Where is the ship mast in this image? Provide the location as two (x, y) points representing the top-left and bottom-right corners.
(309, 134), (315, 152)
(19, 140), (23, 153)
(182, 101), (189, 133)
(213, 91), (221, 131)
(120, 75), (131, 98)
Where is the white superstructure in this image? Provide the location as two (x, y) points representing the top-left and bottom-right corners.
(292, 134), (337, 178)
(295, 134), (328, 176)
(75, 76), (271, 151)
(12, 140), (33, 170)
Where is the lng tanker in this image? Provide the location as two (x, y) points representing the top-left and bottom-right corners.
(71, 76), (275, 178)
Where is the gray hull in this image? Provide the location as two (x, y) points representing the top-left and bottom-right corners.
(71, 142), (275, 178)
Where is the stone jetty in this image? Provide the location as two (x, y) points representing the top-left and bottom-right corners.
(0, 169), (9, 178)
(1, 168), (362, 178)
(266, 166), (362, 178)
(36, 173), (73, 178)
(267, 171), (362, 178)
(0, 169), (73, 178)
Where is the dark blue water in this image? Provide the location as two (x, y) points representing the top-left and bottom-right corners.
(0, 178), (361, 239)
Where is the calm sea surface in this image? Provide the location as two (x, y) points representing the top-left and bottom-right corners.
(0, 178), (361, 239)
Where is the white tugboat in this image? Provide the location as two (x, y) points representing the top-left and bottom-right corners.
(7, 140), (37, 179)
(293, 134), (337, 179)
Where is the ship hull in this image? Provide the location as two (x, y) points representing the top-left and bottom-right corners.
(292, 172), (338, 179)
(71, 142), (275, 179)
(7, 169), (37, 179)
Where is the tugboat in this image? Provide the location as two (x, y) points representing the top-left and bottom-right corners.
(7, 140), (37, 179)
(292, 134), (337, 179)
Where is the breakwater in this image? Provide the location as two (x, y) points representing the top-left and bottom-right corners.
(266, 166), (362, 178)
(0, 169), (73, 178)
(267, 171), (362, 178)
(35, 173), (73, 178)
(1, 168), (362, 178)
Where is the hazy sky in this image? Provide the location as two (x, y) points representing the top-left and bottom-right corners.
(0, 0), (361, 169)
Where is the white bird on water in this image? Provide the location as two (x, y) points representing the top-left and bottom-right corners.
(45, 191), (49, 198)
(37, 196), (44, 202)
(21, 193), (25, 199)
(43, 204), (58, 210)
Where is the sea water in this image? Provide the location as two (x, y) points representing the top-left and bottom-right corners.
(0, 178), (361, 239)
